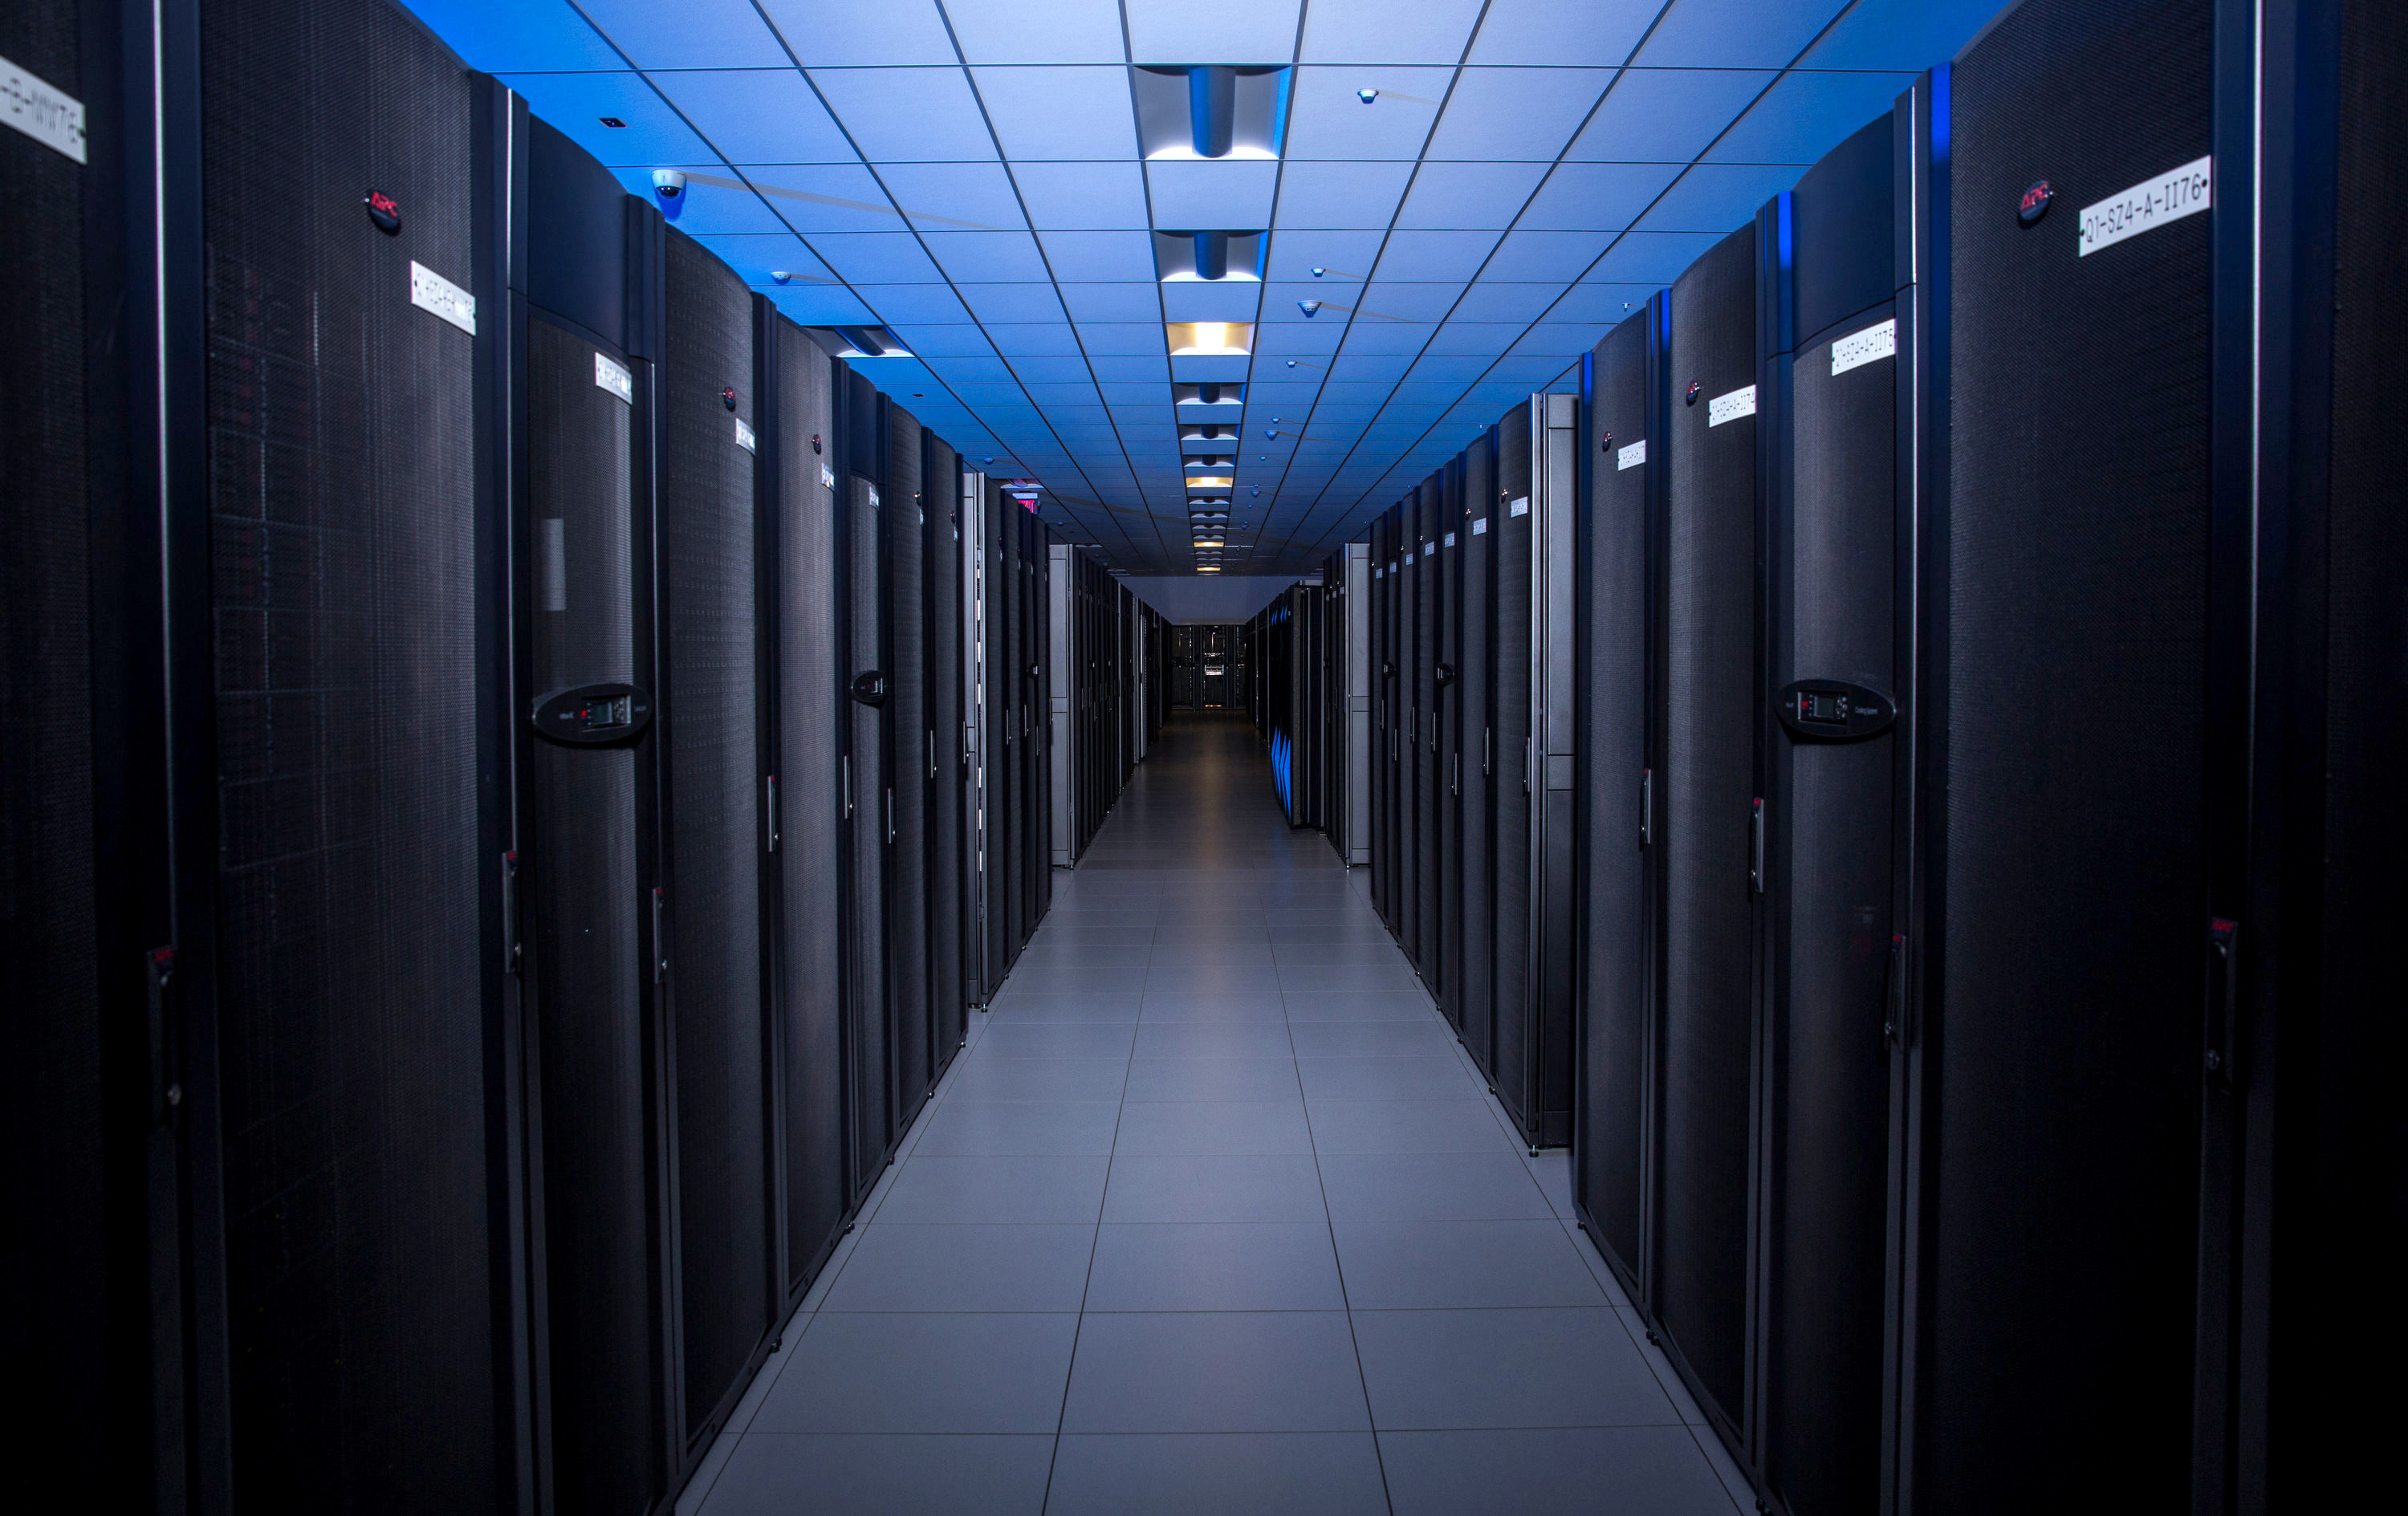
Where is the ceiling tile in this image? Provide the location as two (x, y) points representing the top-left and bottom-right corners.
(756, 0), (954, 64)
(1060, 283), (1162, 322)
(498, 72), (712, 165)
(1466, 0), (1658, 66)
(1801, 0), (2001, 69)
(811, 233), (946, 282)
(1036, 231), (1158, 282)
(921, 230), (1052, 281)
(1426, 320), (1527, 355)
(1548, 282), (1661, 321)
(1147, 161), (1281, 230)
(1450, 282), (1565, 323)
(692, 234), (840, 287)
(732, 163), (906, 232)
(1074, 323), (1168, 356)
(1516, 161), (1683, 231)
(763, 286), (878, 323)
(1338, 323), (1435, 356)
(875, 161), (1029, 230)
(958, 283), (1069, 323)
(1283, 67), (1452, 160)
(1637, 0), (1853, 68)
(577, 0), (789, 67)
(1483, 229), (1612, 280)
(1298, 0), (1484, 64)
(399, 0), (624, 71)
(1393, 161), (1550, 229)
(1089, 356), (1171, 382)
(1359, 281), (1470, 321)
(1009, 356), (1100, 381)
(1425, 67), (1610, 161)
(1161, 282), (1267, 323)
(1262, 278), (1365, 322)
(972, 67), (1141, 160)
(1633, 162), (1800, 232)
(613, 171), (788, 233)
(1011, 162), (1152, 230)
(1255, 322), (1345, 356)
(944, 0), (1125, 63)
(1564, 67), (1777, 164)
(925, 355), (1018, 383)
(808, 67), (996, 161)
(1124, 0), (1302, 67)
(1326, 355), (1417, 382)
(884, 323), (992, 355)
(1274, 161), (1414, 228)
(1704, 70), (1912, 164)
(855, 283), (974, 322)
(1369, 229), (1502, 281)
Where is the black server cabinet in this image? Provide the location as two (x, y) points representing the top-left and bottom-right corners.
(1436, 463), (1466, 1031)
(1367, 515), (1389, 926)
(841, 370), (893, 1201)
(1022, 510), (1051, 928)
(1893, 2), (2227, 1507)
(1654, 222), (1760, 1435)
(1000, 495), (1027, 961)
(883, 407), (932, 1125)
(928, 437), (965, 1061)
(1455, 434), (1497, 1079)
(657, 229), (773, 1457)
(1491, 412), (1538, 1142)
(757, 312), (848, 1309)
(1576, 301), (1665, 1299)
(184, 2), (521, 1507)
(1751, 113), (1902, 1516)
(978, 478), (1012, 992)
(516, 116), (667, 1516)
(1412, 481), (1441, 988)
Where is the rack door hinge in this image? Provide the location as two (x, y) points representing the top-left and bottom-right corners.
(1749, 799), (1766, 894)
(145, 946), (181, 1123)
(501, 851), (522, 974)
(2204, 917), (2239, 1086)
(652, 888), (669, 982)
(765, 777), (779, 852)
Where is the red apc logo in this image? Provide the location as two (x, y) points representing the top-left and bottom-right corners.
(2018, 180), (2054, 226)
(364, 189), (401, 234)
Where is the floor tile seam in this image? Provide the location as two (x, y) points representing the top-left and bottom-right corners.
(1681, 1422), (1763, 1514)
(1037, 1049), (1127, 1514)
(1300, 1038), (1401, 1516)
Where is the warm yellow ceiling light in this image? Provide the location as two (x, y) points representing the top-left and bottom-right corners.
(1166, 321), (1252, 356)
(1185, 474), (1234, 488)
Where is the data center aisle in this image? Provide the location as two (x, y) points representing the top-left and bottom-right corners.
(680, 714), (1747, 1515)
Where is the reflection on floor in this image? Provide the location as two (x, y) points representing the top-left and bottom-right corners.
(680, 713), (1751, 1515)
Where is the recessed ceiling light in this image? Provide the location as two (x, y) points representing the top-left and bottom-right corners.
(1311, 266), (1326, 277)
(1357, 87), (1378, 104)
(600, 116), (628, 128)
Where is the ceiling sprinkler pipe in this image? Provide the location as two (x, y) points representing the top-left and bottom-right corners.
(1189, 66), (1236, 157)
(1193, 230), (1229, 280)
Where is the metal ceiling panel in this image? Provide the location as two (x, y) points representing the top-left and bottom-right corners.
(692, 234), (840, 286)
(579, 0), (787, 67)
(876, 161), (1029, 230)
(972, 67), (1141, 160)
(1586, 229), (1728, 282)
(958, 284), (1070, 323)
(734, 163), (909, 233)
(1517, 161), (1685, 231)
(1425, 67), (1612, 161)
(1634, 161), (1804, 230)
(1297, 0), (1486, 64)
(1637, 0), (1853, 67)
(765, 287), (880, 324)
(607, 170), (789, 233)
(1146, 161), (1282, 230)
(1011, 163), (1153, 230)
(1703, 70), (1913, 164)
(1035, 231), (1158, 282)
(1284, 67), (1453, 160)
(1123, 0), (1303, 67)
(496, 72), (713, 165)
(401, 0), (623, 70)
(1275, 161), (1416, 227)
(1565, 67), (1780, 164)
(921, 230), (1053, 282)
(1394, 161), (1551, 229)
(946, 0), (1126, 64)
(757, 0), (954, 64)
(811, 234), (948, 282)
(1369, 228), (1503, 281)
(809, 67), (998, 161)
(1798, 0), (2004, 68)
(1467, 0), (1659, 66)
(1060, 284), (1165, 322)
(1451, 282), (1568, 323)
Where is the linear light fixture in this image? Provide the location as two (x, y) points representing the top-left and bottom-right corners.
(1166, 321), (1251, 356)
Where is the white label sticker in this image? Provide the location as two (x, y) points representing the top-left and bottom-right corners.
(2, 54), (86, 163)
(594, 352), (632, 404)
(1831, 318), (1896, 376)
(409, 261), (475, 335)
(868, 486), (881, 509)
(1403, 551), (1413, 565)
(1471, 518), (1487, 535)
(820, 464), (836, 491)
(2079, 155), (2211, 257)
(1443, 532), (1456, 547)
(1388, 561), (1396, 574)
(1508, 497), (1529, 518)
(1374, 567), (1383, 579)
(1617, 439), (1647, 472)
(1707, 384), (1755, 427)
(734, 417), (756, 453)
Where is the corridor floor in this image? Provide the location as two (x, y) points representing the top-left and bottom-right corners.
(681, 713), (1751, 1515)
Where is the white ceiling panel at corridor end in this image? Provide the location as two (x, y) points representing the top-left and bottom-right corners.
(1124, 0), (1304, 67)
(943, 0), (1126, 64)
(1296, 0), (1487, 63)
(1147, 161), (1281, 230)
(973, 67), (1141, 161)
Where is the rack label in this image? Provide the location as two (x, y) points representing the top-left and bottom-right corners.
(734, 417), (756, 453)
(1444, 532), (1456, 547)
(1617, 439), (1646, 471)
(1472, 518), (1487, 535)
(2079, 156), (2211, 257)
(2, 54), (85, 163)
(1508, 496), (1529, 517)
(1830, 318), (1896, 376)
(1707, 385), (1755, 427)
(821, 464), (836, 490)
(594, 352), (632, 403)
(409, 262), (475, 335)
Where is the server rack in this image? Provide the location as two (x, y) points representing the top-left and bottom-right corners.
(1026, 510), (1052, 923)
(1047, 542), (1073, 866)
(925, 437), (964, 1067)
(966, 472), (1003, 1002)
(1455, 433), (1498, 1080)
(1574, 302), (1666, 1306)
(1343, 543), (1373, 865)
(882, 408), (932, 1126)
(1436, 463), (1466, 1032)
(755, 311), (848, 1318)
(1407, 486), (1435, 984)
(840, 369), (893, 1204)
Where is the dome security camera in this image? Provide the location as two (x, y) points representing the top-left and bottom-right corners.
(652, 169), (687, 219)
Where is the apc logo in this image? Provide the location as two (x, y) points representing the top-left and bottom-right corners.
(364, 189), (401, 234)
(2018, 180), (2054, 226)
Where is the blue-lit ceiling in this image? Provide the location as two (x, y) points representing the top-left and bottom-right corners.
(404, 0), (2003, 574)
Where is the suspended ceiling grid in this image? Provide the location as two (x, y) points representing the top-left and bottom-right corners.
(405, 0), (2003, 575)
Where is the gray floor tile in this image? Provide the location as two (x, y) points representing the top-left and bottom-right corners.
(1281, 964), (1426, 994)
(1044, 1433), (1389, 1516)
(1317, 1151), (1559, 1221)
(1617, 1307), (1710, 1426)
(909, 1099), (1122, 1156)
(1153, 924), (1271, 944)
(1331, 1220), (1610, 1309)
(942, 1056), (1130, 1103)
(1288, 1019), (1459, 1058)
(1103, 1153), (1328, 1224)
(873, 1155), (1110, 1224)
(1284, 991), (1442, 1022)
(1146, 943), (1279, 966)
(1002, 963), (1150, 991)
(1377, 1427), (1742, 1516)
(1061, 1311), (1371, 1433)
(1137, 993), (1289, 1023)
(1112, 1099), (1312, 1156)
(749, 1313), (1080, 1434)
(1125, 1055), (1302, 1101)
(1084, 1222), (1346, 1311)
(1523, 1150), (1576, 1219)
(1132, 1021), (1295, 1059)
(1305, 1099), (1520, 1154)
(1147, 963), (1284, 994)
(820, 1223), (1096, 1312)
(1296, 1055), (1478, 1101)
(985, 991), (1142, 1024)
(1029, 926), (1159, 946)
(1351, 1308), (1678, 1430)
(696, 1433), (1056, 1516)
(973, 1022), (1137, 1059)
